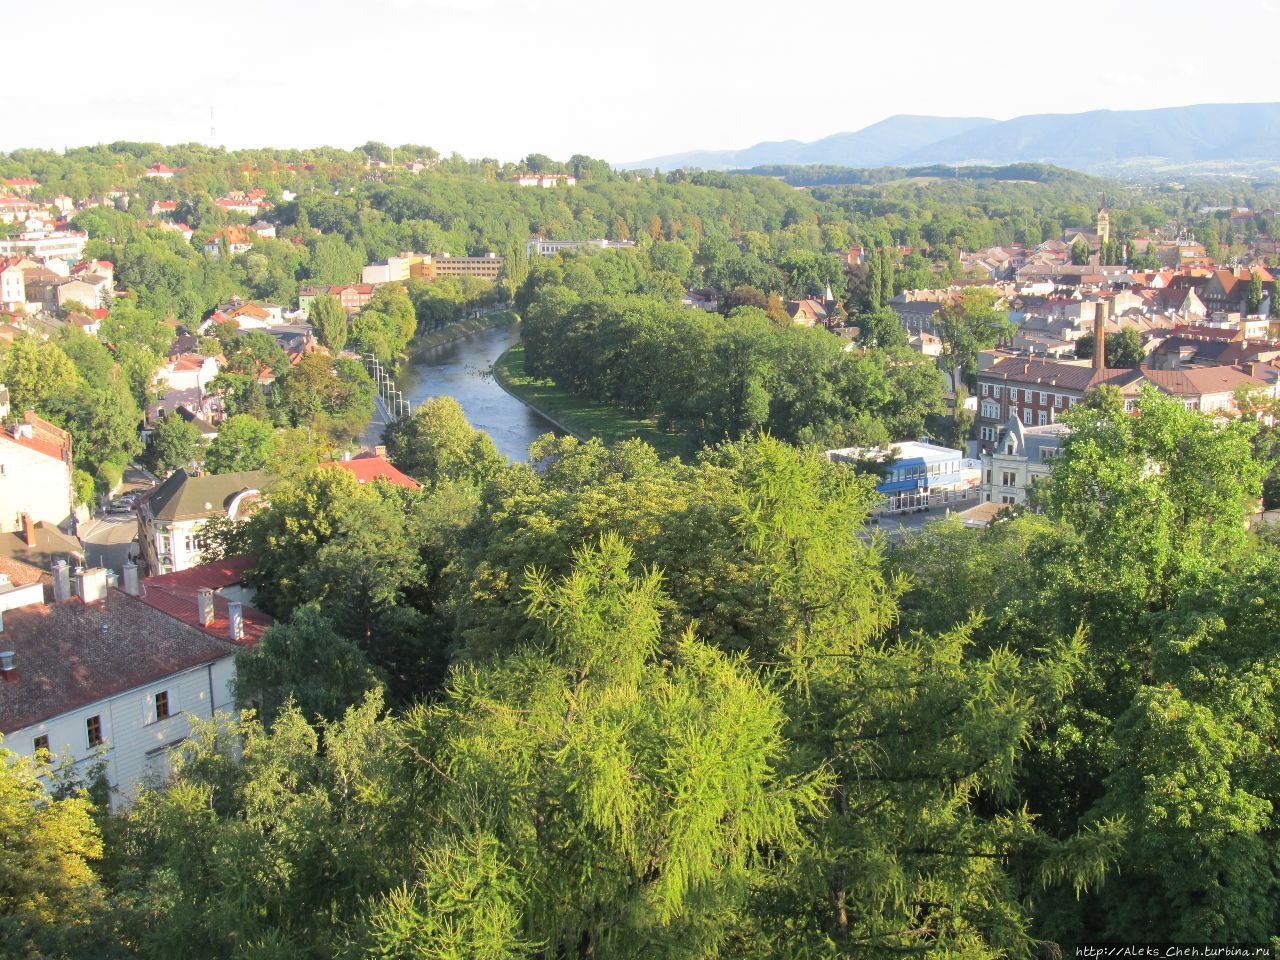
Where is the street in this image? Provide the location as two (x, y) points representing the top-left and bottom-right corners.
(79, 464), (155, 573)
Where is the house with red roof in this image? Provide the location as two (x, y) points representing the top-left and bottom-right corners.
(321, 451), (422, 490)
(144, 163), (175, 179)
(0, 555), (272, 809)
(203, 225), (256, 259)
(3, 177), (38, 195)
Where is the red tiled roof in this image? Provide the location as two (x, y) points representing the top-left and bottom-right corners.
(321, 453), (422, 490)
(4, 428), (65, 464)
(0, 555), (49, 590)
(134, 580), (272, 647)
(143, 555), (256, 592)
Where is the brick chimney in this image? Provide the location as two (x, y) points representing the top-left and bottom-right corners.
(1093, 302), (1107, 371)
(21, 513), (35, 547)
(0, 649), (15, 684)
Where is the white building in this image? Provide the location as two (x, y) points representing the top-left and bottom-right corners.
(0, 414), (74, 533)
(0, 258), (26, 311)
(0, 556), (271, 810)
(153, 353), (220, 395)
(135, 469), (271, 575)
(511, 174), (576, 188)
(362, 254), (414, 285)
(980, 415), (1068, 506)
(828, 439), (982, 514)
(525, 238), (636, 258)
(0, 230), (89, 264)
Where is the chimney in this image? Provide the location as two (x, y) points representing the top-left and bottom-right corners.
(122, 562), (139, 596)
(52, 559), (70, 602)
(197, 588), (215, 626)
(77, 567), (108, 604)
(1093, 302), (1107, 371)
(0, 650), (14, 684)
(374, 444), (387, 458)
(21, 513), (35, 547)
(227, 600), (244, 642)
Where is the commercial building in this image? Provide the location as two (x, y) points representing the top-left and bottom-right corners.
(525, 238), (636, 259)
(828, 440), (982, 514)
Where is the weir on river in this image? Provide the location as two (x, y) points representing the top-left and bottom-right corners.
(396, 323), (558, 462)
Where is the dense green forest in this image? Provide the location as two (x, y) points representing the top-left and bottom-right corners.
(5, 143), (1280, 957)
(9, 387), (1280, 957)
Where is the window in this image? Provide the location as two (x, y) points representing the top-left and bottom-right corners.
(1023, 408), (1032, 423)
(33, 734), (49, 755)
(981, 383), (990, 397)
(154, 691), (171, 722)
(1039, 392), (1048, 404)
(981, 399), (999, 419)
(86, 715), (103, 748)
(985, 469), (992, 483)
(1038, 411), (1049, 426)
(992, 386), (1002, 399)
(1002, 471), (1017, 487)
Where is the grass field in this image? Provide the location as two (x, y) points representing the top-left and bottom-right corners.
(493, 343), (696, 461)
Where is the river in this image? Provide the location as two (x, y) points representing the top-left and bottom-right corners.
(396, 322), (558, 462)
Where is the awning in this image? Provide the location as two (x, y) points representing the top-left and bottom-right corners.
(876, 479), (920, 494)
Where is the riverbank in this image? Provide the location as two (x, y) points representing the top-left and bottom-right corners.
(407, 309), (517, 358)
(493, 344), (695, 461)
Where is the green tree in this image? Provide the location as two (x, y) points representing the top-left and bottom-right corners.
(232, 604), (383, 726)
(1, 335), (82, 413)
(935, 287), (1011, 385)
(853, 306), (908, 348)
(0, 739), (109, 959)
(1075, 328), (1144, 367)
(382, 395), (506, 489)
(1070, 235), (1090, 265)
(1245, 270), (1263, 314)
(203, 414), (276, 473)
(147, 413), (203, 476)
(309, 293), (348, 353)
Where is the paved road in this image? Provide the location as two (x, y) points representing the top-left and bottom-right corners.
(356, 393), (392, 452)
(80, 513), (138, 573)
(866, 501), (977, 541)
(79, 464), (155, 573)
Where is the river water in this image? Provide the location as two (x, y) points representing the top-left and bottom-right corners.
(396, 323), (557, 462)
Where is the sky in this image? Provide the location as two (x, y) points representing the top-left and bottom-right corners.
(9, 0), (1279, 163)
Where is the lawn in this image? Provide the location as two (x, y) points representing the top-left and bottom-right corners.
(493, 343), (696, 461)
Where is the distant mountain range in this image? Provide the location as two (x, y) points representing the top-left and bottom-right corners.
(624, 103), (1280, 173)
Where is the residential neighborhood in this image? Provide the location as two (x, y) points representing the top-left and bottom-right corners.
(4, 70), (1280, 950)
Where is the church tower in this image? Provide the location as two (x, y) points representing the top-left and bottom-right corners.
(1096, 207), (1111, 245)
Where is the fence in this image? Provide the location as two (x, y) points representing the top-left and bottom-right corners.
(363, 354), (411, 421)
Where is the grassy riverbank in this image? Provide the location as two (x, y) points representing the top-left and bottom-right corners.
(408, 310), (517, 357)
(493, 344), (696, 460)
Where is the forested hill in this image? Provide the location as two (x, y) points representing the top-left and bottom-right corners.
(628, 102), (1280, 173)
